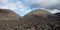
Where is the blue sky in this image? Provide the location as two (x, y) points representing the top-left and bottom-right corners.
(0, 0), (60, 16)
(0, 0), (32, 16)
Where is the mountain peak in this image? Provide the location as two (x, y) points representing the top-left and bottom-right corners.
(0, 9), (20, 17)
(0, 9), (21, 20)
(25, 9), (51, 16)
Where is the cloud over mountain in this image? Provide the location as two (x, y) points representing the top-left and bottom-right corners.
(0, 0), (32, 16)
(0, 0), (60, 16)
(23, 0), (60, 9)
(22, 0), (60, 14)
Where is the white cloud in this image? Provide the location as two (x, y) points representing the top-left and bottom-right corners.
(24, 0), (59, 8)
(25, 10), (32, 14)
(22, 0), (60, 14)
(0, 0), (26, 10)
(0, 0), (29, 16)
(20, 9), (32, 14)
(49, 9), (60, 14)
(0, 0), (60, 16)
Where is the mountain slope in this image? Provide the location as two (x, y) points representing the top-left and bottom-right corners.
(0, 9), (21, 29)
(0, 9), (21, 20)
(25, 9), (51, 16)
(23, 9), (52, 26)
(22, 9), (60, 30)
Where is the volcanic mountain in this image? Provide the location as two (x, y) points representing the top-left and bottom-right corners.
(0, 9), (22, 29)
(0, 9), (60, 30)
(22, 9), (60, 30)
(0, 9), (21, 20)
(23, 9), (52, 26)
(25, 9), (51, 16)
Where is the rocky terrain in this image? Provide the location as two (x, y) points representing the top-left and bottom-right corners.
(0, 9), (60, 30)
(23, 9), (60, 30)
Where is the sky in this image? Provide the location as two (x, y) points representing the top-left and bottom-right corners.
(0, 0), (60, 16)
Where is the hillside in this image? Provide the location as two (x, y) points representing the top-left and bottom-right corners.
(0, 9), (21, 30)
(22, 9), (60, 30)
(25, 9), (51, 16)
(0, 9), (21, 20)
(0, 9), (60, 30)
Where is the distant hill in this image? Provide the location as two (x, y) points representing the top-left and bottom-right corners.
(25, 9), (51, 16)
(0, 9), (21, 20)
